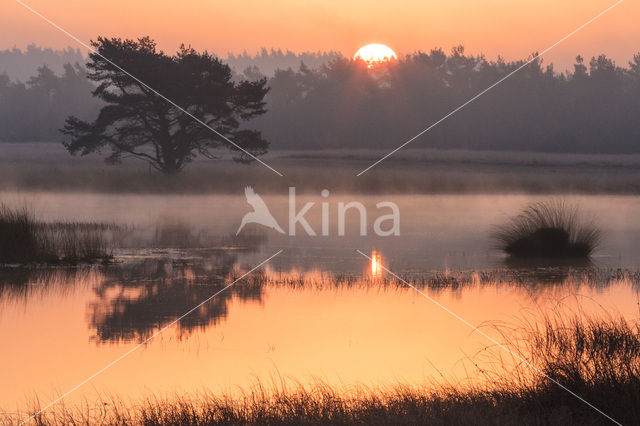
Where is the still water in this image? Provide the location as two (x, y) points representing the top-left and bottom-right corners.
(1, 192), (640, 413)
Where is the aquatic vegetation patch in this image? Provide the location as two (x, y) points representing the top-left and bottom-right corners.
(0, 204), (118, 264)
(493, 200), (600, 259)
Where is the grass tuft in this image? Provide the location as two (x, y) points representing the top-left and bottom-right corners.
(0, 203), (116, 264)
(0, 204), (41, 263)
(493, 200), (601, 259)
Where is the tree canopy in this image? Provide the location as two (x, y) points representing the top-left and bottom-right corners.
(61, 37), (270, 174)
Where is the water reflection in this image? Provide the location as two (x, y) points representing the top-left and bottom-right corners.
(370, 250), (383, 278)
(89, 255), (266, 343)
(3, 193), (640, 412)
(2, 254), (640, 412)
(2, 256), (640, 346)
(0, 267), (101, 302)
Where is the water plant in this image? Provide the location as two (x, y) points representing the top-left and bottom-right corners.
(493, 200), (600, 259)
(0, 203), (116, 264)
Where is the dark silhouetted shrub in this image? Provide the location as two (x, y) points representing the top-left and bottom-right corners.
(493, 200), (600, 259)
(0, 203), (115, 264)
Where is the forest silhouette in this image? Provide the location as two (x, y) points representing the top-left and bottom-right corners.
(2, 43), (640, 156)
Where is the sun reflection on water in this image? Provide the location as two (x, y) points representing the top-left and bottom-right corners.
(370, 251), (383, 278)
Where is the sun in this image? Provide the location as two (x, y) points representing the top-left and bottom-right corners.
(353, 43), (397, 68)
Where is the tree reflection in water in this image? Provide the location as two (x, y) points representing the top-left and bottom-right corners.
(89, 253), (263, 343)
(0, 232), (270, 344)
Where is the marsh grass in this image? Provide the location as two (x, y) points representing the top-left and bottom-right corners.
(0, 204), (41, 263)
(522, 315), (640, 389)
(493, 200), (601, 259)
(0, 204), (118, 264)
(248, 268), (640, 292)
(8, 314), (640, 425)
(5, 143), (640, 195)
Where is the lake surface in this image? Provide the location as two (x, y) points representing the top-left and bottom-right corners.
(1, 192), (640, 413)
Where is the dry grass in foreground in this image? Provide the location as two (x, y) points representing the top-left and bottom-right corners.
(6, 314), (640, 425)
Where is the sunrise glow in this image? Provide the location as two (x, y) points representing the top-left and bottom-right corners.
(353, 43), (398, 68)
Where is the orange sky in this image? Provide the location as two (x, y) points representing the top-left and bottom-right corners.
(1, 0), (638, 70)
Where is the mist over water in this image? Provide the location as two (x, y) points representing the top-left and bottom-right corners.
(1, 183), (640, 412)
(0, 190), (639, 269)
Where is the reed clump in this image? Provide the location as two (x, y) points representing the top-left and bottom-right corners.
(0, 204), (116, 264)
(493, 200), (601, 259)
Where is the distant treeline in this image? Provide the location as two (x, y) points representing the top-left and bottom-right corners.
(226, 48), (342, 76)
(2, 45), (640, 153)
(0, 45), (85, 81)
(0, 63), (99, 141)
(0, 45), (341, 80)
(253, 47), (640, 152)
